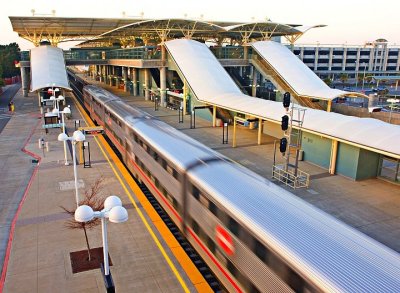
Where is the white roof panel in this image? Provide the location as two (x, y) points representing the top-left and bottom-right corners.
(251, 41), (352, 100)
(165, 39), (400, 157)
(30, 45), (71, 92)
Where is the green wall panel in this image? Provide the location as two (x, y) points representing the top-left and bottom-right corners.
(336, 143), (359, 179)
(301, 133), (332, 169)
(356, 149), (380, 180)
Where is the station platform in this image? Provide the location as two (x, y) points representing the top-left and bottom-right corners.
(81, 75), (400, 254)
(0, 88), (210, 292)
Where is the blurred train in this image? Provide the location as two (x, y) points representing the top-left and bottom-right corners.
(82, 85), (400, 293)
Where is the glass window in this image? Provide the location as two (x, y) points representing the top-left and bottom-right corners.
(227, 260), (238, 277)
(254, 239), (267, 262)
(228, 217), (239, 236)
(192, 219), (200, 234)
(172, 198), (179, 210)
(209, 201), (219, 217)
(207, 236), (216, 253)
(192, 185), (200, 200)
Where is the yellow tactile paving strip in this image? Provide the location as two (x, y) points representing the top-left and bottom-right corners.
(73, 95), (212, 292)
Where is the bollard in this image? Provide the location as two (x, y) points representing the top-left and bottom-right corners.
(222, 122), (229, 144)
(38, 138), (44, 149)
(45, 142), (50, 152)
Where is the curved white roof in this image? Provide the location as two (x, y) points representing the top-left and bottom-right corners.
(251, 41), (366, 100)
(165, 39), (400, 157)
(30, 45), (71, 92)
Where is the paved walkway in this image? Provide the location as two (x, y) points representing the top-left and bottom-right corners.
(84, 76), (400, 253)
(0, 88), (201, 292)
(0, 84), (21, 132)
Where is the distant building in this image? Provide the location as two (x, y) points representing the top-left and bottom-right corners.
(290, 39), (400, 80)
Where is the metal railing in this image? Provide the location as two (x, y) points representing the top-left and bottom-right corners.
(20, 51), (30, 61)
(272, 164), (310, 189)
(64, 50), (104, 60)
(210, 46), (244, 59)
(21, 46), (249, 62)
(105, 47), (161, 60)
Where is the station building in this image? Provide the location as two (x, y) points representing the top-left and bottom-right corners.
(10, 17), (400, 184)
(292, 39), (400, 81)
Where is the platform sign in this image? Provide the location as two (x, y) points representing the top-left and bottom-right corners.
(215, 225), (235, 256)
(79, 126), (104, 136)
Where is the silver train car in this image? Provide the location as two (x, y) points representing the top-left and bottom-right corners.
(83, 85), (400, 293)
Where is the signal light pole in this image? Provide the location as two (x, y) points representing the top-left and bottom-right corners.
(272, 92), (309, 188)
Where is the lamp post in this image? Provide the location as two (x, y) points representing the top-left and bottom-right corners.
(53, 106), (72, 165)
(75, 195), (128, 292)
(50, 94), (64, 118)
(355, 61), (359, 89)
(362, 63), (367, 90)
(387, 98), (399, 123)
(58, 130), (86, 206)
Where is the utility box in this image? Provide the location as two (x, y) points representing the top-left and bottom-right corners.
(298, 150), (304, 161)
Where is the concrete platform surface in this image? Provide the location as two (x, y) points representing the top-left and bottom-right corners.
(0, 88), (200, 293)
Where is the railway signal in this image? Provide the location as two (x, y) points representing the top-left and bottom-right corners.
(216, 225), (235, 256)
(281, 115), (289, 131)
(279, 137), (287, 153)
(283, 92), (291, 108)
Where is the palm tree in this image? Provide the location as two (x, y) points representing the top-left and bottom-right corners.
(339, 73), (349, 85)
(323, 77), (332, 87)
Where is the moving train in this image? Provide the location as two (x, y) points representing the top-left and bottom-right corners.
(82, 85), (400, 292)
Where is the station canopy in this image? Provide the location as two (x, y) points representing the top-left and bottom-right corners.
(87, 19), (303, 46)
(9, 16), (304, 47)
(9, 16), (143, 45)
(30, 45), (71, 92)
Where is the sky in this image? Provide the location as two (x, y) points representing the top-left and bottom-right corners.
(2, 0), (400, 50)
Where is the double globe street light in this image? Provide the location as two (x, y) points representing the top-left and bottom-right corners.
(53, 106), (71, 165)
(58, 130), (86, 206)
(50, 94), (65, 117)
(75, 195), (128, 291)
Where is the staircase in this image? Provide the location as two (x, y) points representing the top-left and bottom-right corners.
(208, 107), (233, 123)
(251, 54), (324, 110)
(226, 67), (252, 95)
(150, 68), (161, 88)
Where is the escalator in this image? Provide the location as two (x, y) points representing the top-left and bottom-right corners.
(226, 67), (252, 95)
(150, 68), (161, 88)
(251, 53), (324, 110)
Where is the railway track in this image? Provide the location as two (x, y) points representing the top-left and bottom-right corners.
(69, 73), (223, 293)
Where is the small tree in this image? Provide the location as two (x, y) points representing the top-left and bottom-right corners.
(339, 73), (348, 85)
(365, 74), (373, 84)
(323, 77), (332, 86)
(61, 177), (104, 261)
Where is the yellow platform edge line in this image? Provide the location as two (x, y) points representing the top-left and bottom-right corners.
(73, 95), (212, 291)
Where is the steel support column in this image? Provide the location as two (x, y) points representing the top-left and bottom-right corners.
(21, 66), (29, 97)
(183, 80), (188, 114)
(132, 68), (138, 96)
(123, 67), (128, 92)
(160, 45), (167, 107)
(252, 69), (257, 97)
(258, 118), (263, 145)
(329, 140), (338, 175)
(144, 69), (150, 100)
(213, 106), (217, 127)
(327, 100), (332, 112)
(160, 67), (167, 107)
